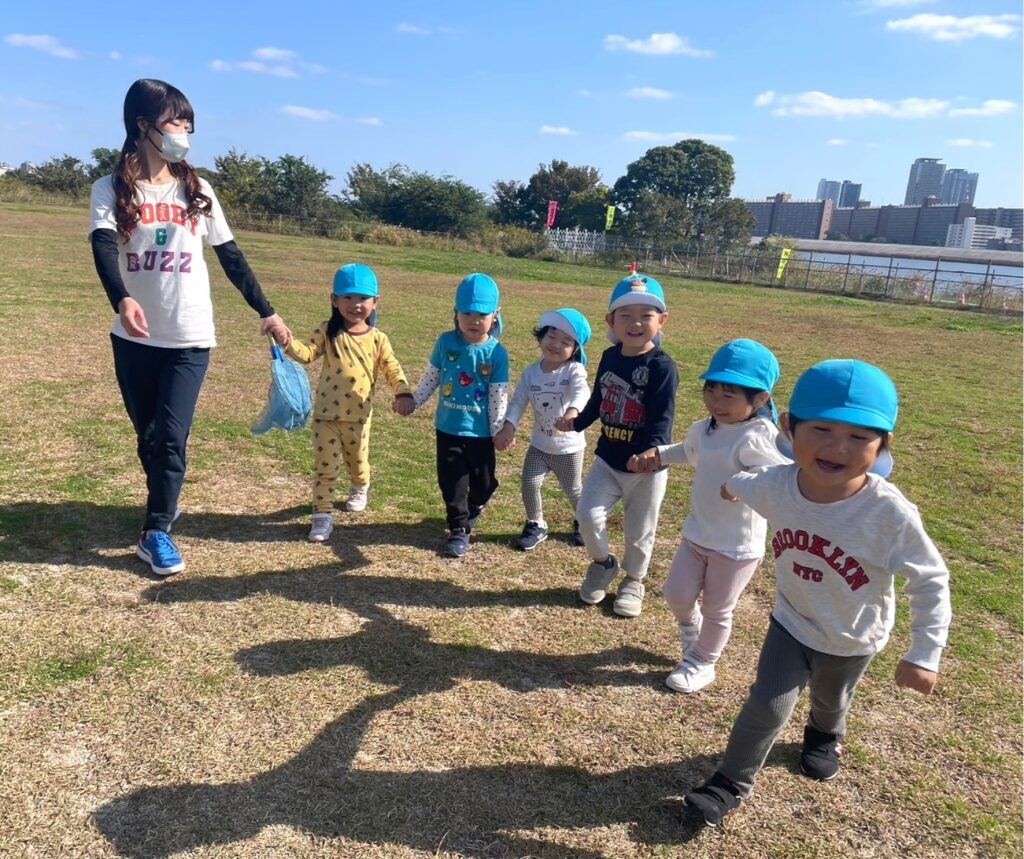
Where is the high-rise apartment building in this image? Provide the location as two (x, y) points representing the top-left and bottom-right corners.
(904, 158), (946, 205)
(838, 181), (862, 208)
(940, 169), (979, 206)
(816, 179), (841, 205)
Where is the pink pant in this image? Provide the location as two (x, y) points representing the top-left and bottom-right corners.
(661, 539), (761, 664)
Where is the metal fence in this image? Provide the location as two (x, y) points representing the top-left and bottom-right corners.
(546, 228), (1023, 315)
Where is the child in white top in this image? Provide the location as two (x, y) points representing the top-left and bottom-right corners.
(684, 359), (951, 828)
(630, 339), (789, 694)
(494, 309), (592, 550)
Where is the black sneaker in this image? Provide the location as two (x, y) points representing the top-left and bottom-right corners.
(800, 725), (842, 781)
(516, 521), (548, 551)
(683, 772), (742, 827)
(571, 519), (585, 547)
(444, 528), (470, 558)
(467, 505), (485, 531)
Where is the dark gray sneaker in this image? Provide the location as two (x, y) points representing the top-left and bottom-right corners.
(516, 521), (548, 551)
(571, 519), (585, 547)
(444, 528), (470, 558)
(684, 772), (742, 827)
(800, 725), (842, 781)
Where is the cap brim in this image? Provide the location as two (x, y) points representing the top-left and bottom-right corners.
(790, 406), (895, 433)
(775, 434), (893, 478)
(609, 295), (665, 313)
(700, 369), (764, 389)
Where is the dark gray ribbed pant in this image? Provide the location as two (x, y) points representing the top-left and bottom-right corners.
(720, 618), (874, 797)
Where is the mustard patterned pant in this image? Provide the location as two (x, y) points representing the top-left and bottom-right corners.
(313, 418), (371, 512)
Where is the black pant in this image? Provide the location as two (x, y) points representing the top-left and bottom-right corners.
(436, 430), (498, 530)
(111, 335), (210, 532)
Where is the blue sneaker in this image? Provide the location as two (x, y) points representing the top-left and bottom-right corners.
(137, 530), (186, 576)
(444, 528), (470, 558)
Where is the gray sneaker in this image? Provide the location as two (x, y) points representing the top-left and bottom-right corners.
(613, 578), (646, 617)
(307, 513), (334, 542)
(579, 554), (619, 605)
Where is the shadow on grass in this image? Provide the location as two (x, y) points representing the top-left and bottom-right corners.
(94, 569), (715, 856)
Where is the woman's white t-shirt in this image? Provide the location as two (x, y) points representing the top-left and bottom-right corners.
(90, 175), (232, 348)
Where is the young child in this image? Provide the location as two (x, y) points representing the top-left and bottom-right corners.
(409, 273), (509, 558)
(285, 264), (413, 541)
(629, 339), (790, 693)
(494, 309), (592, 551)
(684, 359), (952, 827)
(556, 274), (678, 617)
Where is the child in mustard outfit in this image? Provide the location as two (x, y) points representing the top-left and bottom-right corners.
(285, 264), (413, 541)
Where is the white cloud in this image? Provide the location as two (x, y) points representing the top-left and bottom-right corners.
(754, 90), (776, 106)
(253, 46), (296, 60)
(860, 0), (935, 8)
(885, 13), (1020, 41)
(356, 117), (383, 126)
(947, 138), (994, 148)
(209, 47), (323, 78)
(628, 87), (672, 100)
(541, 125), (578, 136)
(280, 106), (338, 121)
(827, 138), (849, 145)
(604, 32), (713, 58)
(396, 22), (453, 35)
(624, 130), (736, 143)
(948, 99), (1017, 117)
(761, 90), (948, 118)
(109, 50), (122, 61)
(4, 33), (78, 59)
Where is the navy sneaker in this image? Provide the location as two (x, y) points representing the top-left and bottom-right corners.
(800, 725), (843, 781)
(684, 772), (742, 827)
(571, 519), (585, 547)
(137, 530), (186, 576)
(516, 521), (548, 551)
(444, 528), (470, 558)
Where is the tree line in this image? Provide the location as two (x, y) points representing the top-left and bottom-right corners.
(3, 138), (755, 250)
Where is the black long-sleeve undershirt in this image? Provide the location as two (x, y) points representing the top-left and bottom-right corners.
(90, 228), (275, 318)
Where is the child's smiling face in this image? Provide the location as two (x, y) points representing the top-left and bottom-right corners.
(539, 327), (576, 367)
(606, 304), (667, 355)
(333, 293), (377, 328)
(791, 419), (890, 503)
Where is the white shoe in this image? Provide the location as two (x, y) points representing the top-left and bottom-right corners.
(344, 485), (369, 512)
(308, 513), (334, 542)
(665, 658), (716, 694)
(612, 578), (645, 617)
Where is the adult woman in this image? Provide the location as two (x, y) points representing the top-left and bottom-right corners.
(90, 78), (290, 576)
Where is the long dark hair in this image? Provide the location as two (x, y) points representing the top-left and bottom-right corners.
(112, 79), (211, 241)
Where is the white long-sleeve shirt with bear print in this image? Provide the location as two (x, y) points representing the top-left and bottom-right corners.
(504, 361), (590, 455)
(657, 416), (790, 559)
(725, 465), (951, 672)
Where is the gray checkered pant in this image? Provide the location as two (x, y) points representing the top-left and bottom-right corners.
(521, 445), (584, 525)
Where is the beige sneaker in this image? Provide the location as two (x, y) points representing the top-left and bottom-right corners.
(307, 513), (334, 542)
(344, 485), (369, 512)
(579, 554), (619, 604)
(612, 578), (645, 617)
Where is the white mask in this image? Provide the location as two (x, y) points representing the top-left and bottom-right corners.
(158, 131), (190, 163)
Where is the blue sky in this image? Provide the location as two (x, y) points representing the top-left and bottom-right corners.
(2, 0), (1022, 207)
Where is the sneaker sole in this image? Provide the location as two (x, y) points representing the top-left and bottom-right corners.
(308, 533), (332, 543)
(799, 762), (840, 782)
(664, 675), (714, 694)
(612, 602), (643, 618)
(579, 590), (607, 605)
(136, 546), (185, 576)
(683, 795), (739, 828)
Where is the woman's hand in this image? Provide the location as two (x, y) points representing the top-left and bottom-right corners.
(118, 297), (149, 338)
(260, 313), (292, 346)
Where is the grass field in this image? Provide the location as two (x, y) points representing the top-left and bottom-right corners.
(0, 202), (1021, 858)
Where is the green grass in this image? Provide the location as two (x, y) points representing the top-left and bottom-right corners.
(0, 202), (1020, 858)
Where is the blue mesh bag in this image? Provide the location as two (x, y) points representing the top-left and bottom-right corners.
(252, 339), (312, 435)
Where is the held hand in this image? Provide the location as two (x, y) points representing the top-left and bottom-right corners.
(720, 483), (739, 502)
(118, 297), (149, 338)
(629, 447), (660, 473)
(493, 425), (515, 452)
(554, 416), (575, 433)
(894, 660), (938, 695)
(393, 397), (414, 417)
(260, 313), (292, 347)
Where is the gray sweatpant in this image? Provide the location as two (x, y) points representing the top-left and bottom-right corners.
(719, 618), (874, 798)
(576, 456), (668, 580)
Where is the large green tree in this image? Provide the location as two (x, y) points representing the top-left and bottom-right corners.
(27, 155), (90, 197)
(492, 160), (605, 229)
(612, 139), (749, 246)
